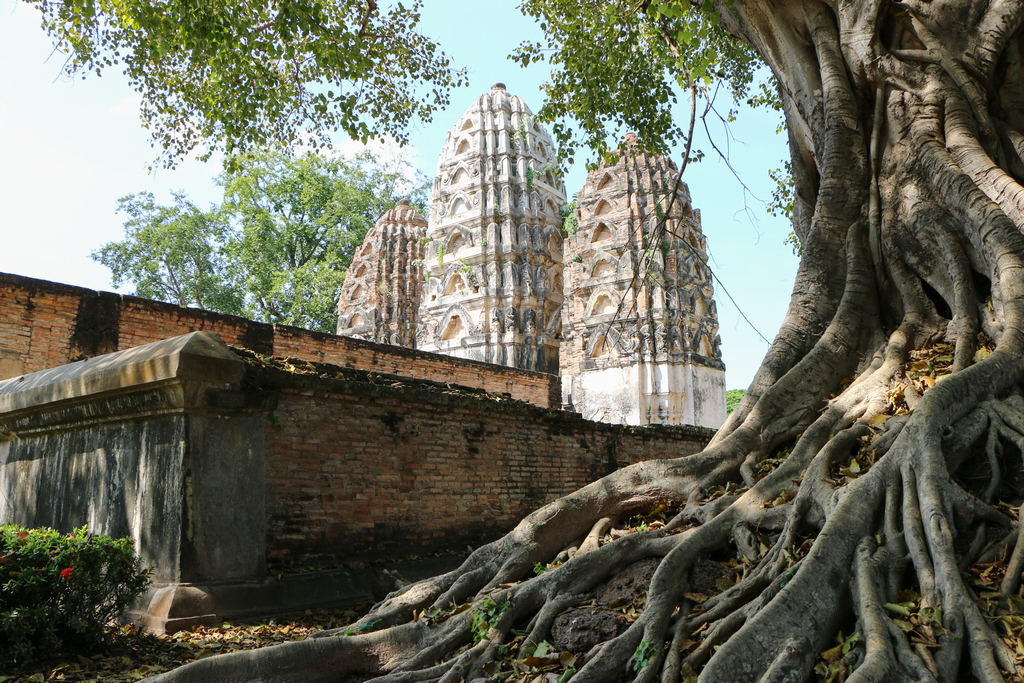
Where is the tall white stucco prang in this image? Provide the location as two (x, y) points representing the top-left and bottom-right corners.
(415, 83), (567, 374)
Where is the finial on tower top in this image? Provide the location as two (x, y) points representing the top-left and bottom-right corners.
(491, 82), (506, 91)
(398, 198), (410, 206)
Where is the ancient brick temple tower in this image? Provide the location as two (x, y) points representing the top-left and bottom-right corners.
(336, 199), (428, 346)
(338, 89), (727, 428)
(559, 135), (726, 427)
(413, 83), (567, 374)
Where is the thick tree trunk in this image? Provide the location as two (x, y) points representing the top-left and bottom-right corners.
(150, 1), (1024, 681)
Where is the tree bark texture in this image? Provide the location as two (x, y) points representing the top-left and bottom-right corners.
(149, 1), (1024, 681)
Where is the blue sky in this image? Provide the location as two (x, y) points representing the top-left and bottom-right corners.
(0, 0), (798, 390)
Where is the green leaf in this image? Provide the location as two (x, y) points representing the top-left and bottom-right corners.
(633, 640), (659, 671)
(841, 631), (861, 654)
(883, 603), (913, 617)
(515, 0), (767, 164)
(919, 607), (943, 626)
(33, 0), (469, 165)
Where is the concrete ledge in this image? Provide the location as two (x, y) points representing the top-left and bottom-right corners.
(140, 585), (218, 634)
(129, 556), (466, 631)
(221, 555), (463, 620)
(0, 331), (244, 415)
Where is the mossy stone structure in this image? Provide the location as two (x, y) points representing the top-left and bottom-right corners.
(0, 329), (713, 631)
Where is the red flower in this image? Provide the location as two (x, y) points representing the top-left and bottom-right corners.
(60, 567), (74, 579)
(16, 532), (27, 538)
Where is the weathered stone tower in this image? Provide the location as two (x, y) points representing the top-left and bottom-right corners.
(414, 83), (567, 373)
(560, 136), (726, 428)
(336, 199), (427, 346)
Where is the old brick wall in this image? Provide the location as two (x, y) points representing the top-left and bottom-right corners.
(256, 366), (713, 569)
(0, 272), (559, 408)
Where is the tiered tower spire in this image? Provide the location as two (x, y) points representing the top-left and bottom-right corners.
(414, 83), (567, 373)
(336, 199), (427, 346)
(560, 136), (726, 427)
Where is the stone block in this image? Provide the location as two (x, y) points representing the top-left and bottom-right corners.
(0, 332), (267, 633)
(140, 585), (217, 634)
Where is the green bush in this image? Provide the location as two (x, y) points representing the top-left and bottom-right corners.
(0, 525), (151, 666)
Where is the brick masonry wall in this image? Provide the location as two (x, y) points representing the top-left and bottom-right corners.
(0, 272), (559, 408)
(256, 367), (713, 569)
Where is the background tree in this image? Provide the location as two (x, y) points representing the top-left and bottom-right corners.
(94, 150), (427, 332)
(92, 191), (241, 313)
(25, 0), (466, 165)
(725, 389), (746, 415)
(221, 150), (427, 330)
(150, 0), (1024, 682)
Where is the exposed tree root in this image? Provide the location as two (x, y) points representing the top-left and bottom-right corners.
(149, 354), (1024, 683)
(146, 1), (1024, 681)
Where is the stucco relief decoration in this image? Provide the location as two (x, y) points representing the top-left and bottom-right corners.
(337, 199), (427, 348)
(559, 135), (727, 428)
(336, 88), (724, 425)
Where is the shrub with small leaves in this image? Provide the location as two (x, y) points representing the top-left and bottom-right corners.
(471, 597), (508, 643)
(0, 525), (151, 666)
(633, 640), (659, 671)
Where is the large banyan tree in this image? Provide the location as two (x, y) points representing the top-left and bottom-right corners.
(151, 0), (1024, 681)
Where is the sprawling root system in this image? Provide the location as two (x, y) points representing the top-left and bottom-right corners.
(149, 1), (1024, 681)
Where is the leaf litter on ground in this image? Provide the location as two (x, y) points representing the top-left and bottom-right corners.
(1, 603), (372, 682)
